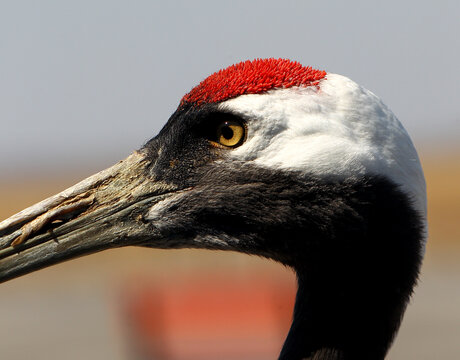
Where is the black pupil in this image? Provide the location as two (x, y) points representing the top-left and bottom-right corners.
(221, 124), (234, 140)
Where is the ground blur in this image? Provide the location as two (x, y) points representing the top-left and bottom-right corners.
(0, 153), (459, 359)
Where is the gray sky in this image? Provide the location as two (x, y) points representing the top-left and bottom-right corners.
(1, 0), (459, 174)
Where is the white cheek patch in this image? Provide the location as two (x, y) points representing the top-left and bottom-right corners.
(145, 191), (239, 249)
(146, 191), (189, 229)
(219, 74), (427, 242)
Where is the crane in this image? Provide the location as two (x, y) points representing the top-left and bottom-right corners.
(0, 59), (426, 360)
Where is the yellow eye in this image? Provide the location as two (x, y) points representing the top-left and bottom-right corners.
(216, 120), (245, 147)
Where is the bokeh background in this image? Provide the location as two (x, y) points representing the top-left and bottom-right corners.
(0, 1), (459, 359)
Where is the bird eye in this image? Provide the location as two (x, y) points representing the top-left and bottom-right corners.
(216, 120), (245, 147)
(197, 112), (246, 149)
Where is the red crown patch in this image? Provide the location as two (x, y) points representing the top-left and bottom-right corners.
(180, 58), (326, 107)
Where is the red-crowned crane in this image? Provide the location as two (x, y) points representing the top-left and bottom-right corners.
(0, 59), (426, 360)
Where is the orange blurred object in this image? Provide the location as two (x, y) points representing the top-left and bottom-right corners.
(120, 274), (296, 360)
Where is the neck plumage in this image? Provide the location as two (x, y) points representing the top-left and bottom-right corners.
(279, 272), (400, 360)
(277, 193), (423, 359)
(269, 175), (424, 360)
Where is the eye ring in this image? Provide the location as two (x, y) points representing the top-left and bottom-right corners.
(215, 120), (246, 148)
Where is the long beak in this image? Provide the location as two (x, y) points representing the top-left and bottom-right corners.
(0, 151), (175, 283)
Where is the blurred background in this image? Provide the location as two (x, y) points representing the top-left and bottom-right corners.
(0, 1), (458, 359)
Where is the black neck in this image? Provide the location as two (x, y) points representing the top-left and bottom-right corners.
(266, 175), (424, 360)
(279, 273), (397, 360)
(278, 224), (422, 360)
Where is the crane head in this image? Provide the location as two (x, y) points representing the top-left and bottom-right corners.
(0, 58), (426, 281)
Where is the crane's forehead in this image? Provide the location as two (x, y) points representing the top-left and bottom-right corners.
(180, 58), (326, 108)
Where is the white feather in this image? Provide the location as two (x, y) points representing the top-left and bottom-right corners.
(219, 74), (427, 244)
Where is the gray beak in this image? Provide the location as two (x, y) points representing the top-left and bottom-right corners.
(0, 151), (175, 283)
